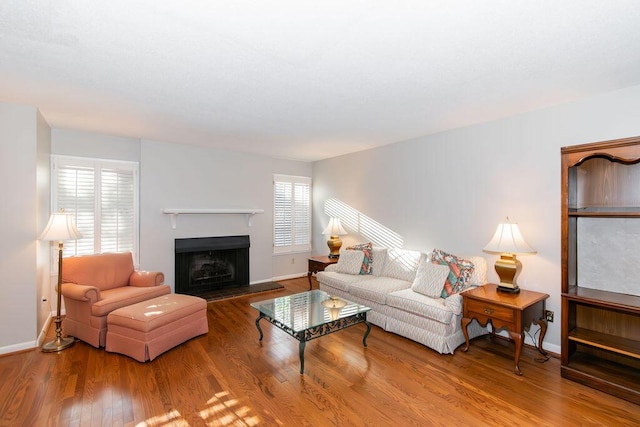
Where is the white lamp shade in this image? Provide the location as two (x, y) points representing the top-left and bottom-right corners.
(39, 212), (83, 241)
(322, 217), (347, 236)
(483, 222), (535, 254)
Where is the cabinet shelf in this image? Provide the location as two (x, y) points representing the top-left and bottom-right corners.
(563, 287), (640, 313)
(568, 327), (640, 359)
(562, 353), (640, 405)
(568, 208), (640, 218)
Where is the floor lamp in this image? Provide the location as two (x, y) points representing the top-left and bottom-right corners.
(39, 211), (82, 352)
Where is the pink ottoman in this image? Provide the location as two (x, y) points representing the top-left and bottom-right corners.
(106, 294), (208, 362)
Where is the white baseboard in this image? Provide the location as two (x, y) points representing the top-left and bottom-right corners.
(0, 340), (38, 355)
(250, 273), (306, 285)
(37, 313), (53, 347)
(0, 312), (67, 355)
(493, 329), (560, 357)
(270, 272), (307, 282)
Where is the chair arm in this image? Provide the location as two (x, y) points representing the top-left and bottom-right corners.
(129, 271), (165, 287)
(60, 282), (101, 303)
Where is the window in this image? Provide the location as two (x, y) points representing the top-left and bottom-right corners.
(52, 155), (139, 261)
(273, 174), (311, 254)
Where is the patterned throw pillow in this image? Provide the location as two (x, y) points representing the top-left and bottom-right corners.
(346, 242), (373, 275)
(411, 261), (451, 298)
(431, 248), (475, 297)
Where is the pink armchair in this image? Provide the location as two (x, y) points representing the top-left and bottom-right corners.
(61, 252), (170, 348)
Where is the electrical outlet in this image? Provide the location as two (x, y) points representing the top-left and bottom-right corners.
(291, 258), (295, 264)
(545, 310), (554, 323)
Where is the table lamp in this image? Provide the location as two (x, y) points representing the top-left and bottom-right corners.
(483, 218), (536, 293)
(322, 217), (347, 258)
(39, 211), (83, 352)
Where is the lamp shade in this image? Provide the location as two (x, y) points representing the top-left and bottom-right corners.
(483, 221), (535, 255)
(39, 212), (83, 242)
(322, 217), (347, 236)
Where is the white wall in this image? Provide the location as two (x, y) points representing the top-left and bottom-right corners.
(139, 140), (312, 288)
(312, 83), (640, 354)
(52, 128), (141, 162)
(36, 110), (52, 343)
(0, 103), (40, 352)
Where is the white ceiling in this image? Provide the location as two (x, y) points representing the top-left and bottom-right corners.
(2, 1), (640, 162)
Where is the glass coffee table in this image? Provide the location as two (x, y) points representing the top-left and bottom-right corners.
(250, 290), (371, 374)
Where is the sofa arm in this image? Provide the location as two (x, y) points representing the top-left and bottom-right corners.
(129, 271), (165, 287)
(61, 282), (101, 303)
(444, 293), (463, 315)
(325, 264), (338, 272)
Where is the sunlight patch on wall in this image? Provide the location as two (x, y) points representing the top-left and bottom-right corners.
(324, 198), (404, 248)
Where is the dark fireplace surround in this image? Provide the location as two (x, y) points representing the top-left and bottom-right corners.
(175, 235), (250, 298)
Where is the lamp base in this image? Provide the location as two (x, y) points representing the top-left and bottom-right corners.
(42, 336), (75, 353)
(494, 253), (522, 294)
(497, 285), (521, 294)
(327, 235), (343, 258)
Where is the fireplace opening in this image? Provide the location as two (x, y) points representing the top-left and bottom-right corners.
(175, 235), (250, 298)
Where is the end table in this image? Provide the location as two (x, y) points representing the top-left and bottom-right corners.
(307, 256), (338, 289)
(461, 283), (549, 375)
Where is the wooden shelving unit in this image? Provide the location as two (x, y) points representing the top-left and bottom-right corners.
(561, 136), (640, 405)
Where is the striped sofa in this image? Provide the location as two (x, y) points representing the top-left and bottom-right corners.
(317, 247), (488, 354)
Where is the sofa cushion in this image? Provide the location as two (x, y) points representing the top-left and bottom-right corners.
(335, 250), (366, 274)
(386, 288), (460, 324)
(431, 248), (475, 297)
(63, 252), (134, 291)
(371, 247), (388, 276)
(316, 271), (375, 293)
(349, 277), (412, 305)
(380, 248), (422, 282)
(91, 284), (171, 317)
(411, 261), (450, 298)
(345, 242), (373, 274)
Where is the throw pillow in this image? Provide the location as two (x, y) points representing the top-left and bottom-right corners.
(335, 250), (366, 275)
(371, 247), (388, 276)
(346, 242), (373, 275)
(381, 248), (422, 282)
(431, 248), (475, 297)
(411, 261), (451, 298)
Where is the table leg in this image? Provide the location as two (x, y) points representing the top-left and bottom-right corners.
(461, 317), (472, 352)
(299, 338), (306, 374)
(508, 330), (523, 376)
(532, 318), (548, 356)
(255, 314), (264, 341)
(362, 321), (371, 347)
(307, 271), (313, 289)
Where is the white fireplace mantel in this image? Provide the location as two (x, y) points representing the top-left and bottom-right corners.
(162, 208), (265, 229)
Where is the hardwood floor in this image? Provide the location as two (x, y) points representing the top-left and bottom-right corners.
(1, 277), (638, 426)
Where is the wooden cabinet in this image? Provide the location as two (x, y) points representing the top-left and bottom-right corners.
(561, 136), (640, 405)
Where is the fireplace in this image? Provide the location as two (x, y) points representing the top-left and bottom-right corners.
(175, 235), (250, 298)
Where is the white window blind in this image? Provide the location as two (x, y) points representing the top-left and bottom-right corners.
(52, 155), (139, 261)
(274, 174), (311, 254)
